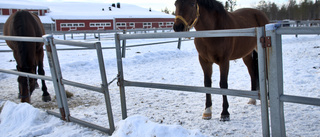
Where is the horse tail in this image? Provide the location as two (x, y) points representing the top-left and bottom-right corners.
(252, 50), (259, 89)
(13, 11), (38, 71)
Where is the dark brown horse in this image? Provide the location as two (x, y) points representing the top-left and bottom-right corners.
(3, 10), (51, 103)
(173, 0), (269, 121)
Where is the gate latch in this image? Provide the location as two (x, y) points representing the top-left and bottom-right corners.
(260, 36), (271, 48)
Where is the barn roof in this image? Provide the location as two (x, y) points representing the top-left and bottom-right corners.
(0, 2), (49, 10)
(46, 2), (174, 20)
(0, 0), (174, 22)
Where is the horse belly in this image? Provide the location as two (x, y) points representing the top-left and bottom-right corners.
(230, 37), (256, 60)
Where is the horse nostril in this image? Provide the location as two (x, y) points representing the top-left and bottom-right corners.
(173, 23), (185, 32)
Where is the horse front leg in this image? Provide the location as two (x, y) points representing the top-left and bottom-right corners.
(219, 61), (230, 121)
(199, 56), (213, 120)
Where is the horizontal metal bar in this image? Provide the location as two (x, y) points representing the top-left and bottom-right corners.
(0, 50), (13, 52)
(53, 39), (96, 48)
(61, 79), (103, 93)
(48, 28), (172, 34)
(46, 110), (111, 135)
(0, 38), (190, 52)
(0, 68), (52, 81)
(0, 35), (97, 49)
(126, 39), (193, 48)
(118, 28), (257, 40)
(69, 116), (111, 135)
(124, 80), (259, 99)
(0, 69), (104, 94)
(276, 27), (320, 35)
(280, 94), (320, 106)
(0, 35), (44, 42)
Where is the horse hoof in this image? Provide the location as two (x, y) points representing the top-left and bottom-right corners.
(202, 107), (212, 120)
(220, 115), (230, 122)
(42, 95), (51, 102)
(247, 98), (256, 105)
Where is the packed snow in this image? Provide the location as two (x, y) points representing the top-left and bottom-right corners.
(0, 31), (320, 136)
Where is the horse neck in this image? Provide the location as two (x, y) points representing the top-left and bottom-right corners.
(195, 8), (232, 31)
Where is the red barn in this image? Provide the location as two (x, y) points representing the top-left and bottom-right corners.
(0, 3), (49, 16)
(0, 1), (175, 32)
(48, 2), (175, 31)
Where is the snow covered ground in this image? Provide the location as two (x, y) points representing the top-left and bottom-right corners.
(0, 32), (319, 136)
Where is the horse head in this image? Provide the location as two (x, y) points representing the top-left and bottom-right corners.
(173, 0), (200, 32)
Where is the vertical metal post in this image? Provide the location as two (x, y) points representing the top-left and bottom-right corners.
(71, 33), (73, 39)
(98, 33), (101, 41)
(266, 25), (286, 137)
(115, 33), (127, 119)
(43, 34), (65, 120)
(256, 27), (270, 137)
(94, 42), (115, 133)
(43, 34), (70, 121)
(122, 30), (127, 58)
(84, 32), (86, 40)
(177, 38), (182, 49)
(63, 33), (66, 40)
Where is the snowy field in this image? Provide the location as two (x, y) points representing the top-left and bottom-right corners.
(0, 32), (319, 137)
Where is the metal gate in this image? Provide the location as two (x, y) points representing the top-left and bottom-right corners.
(0, 35), (115, 135)
(114, 27), (271, 136)
(265, 24), (320, 137)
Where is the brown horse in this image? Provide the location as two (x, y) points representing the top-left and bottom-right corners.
(173, 0), (269, 121)
(3, 10), (51, 103)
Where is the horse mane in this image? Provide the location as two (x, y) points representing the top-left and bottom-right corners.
(197, 0), (226, 14)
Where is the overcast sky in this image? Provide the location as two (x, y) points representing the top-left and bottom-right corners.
(29, 0), (289, 12)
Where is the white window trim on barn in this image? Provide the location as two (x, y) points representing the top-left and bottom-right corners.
(159, 22), (164, 27)
(129, 22), (135, 27)
(116, 22), (126, 27)
(143, 22), (152, 28)
(60, 23), (85, 28)
(90, 22), (111, 27)
(166, 22), (174, 26)
(0, 9), (2, 15)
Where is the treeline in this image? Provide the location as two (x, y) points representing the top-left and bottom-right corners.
(256, 0), (320, 20)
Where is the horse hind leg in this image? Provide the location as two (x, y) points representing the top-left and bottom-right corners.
(37, 54), (51, 102)
(219, 60), (230, 121)
(243, 51), (259, 105)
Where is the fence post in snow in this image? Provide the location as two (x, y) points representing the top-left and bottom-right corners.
(122, 30), (127, 58)
(42, 34), (71, 122)
(266, 24), (286, 137)
(94, 42), (115, 132)
(257, 27), (270, 137)
(114, 33), (127, 119)
(177, 38), (182, 49)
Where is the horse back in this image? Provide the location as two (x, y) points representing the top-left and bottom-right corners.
(231, 8), (269, 28)
(3, 10), (45, 68)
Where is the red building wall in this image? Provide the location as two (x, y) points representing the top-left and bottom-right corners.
(55, 19), (114, 31)
(55, 18), (174, 31)
(0, 8), (48, 16)
(115, 18), (174, 30)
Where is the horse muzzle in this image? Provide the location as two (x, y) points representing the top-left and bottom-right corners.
(173, 23), (187, 32)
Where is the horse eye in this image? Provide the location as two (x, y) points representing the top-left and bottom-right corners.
(191, 2), (195, 6)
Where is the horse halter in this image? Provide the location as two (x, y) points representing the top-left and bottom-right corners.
(175, 4), (200, 31)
